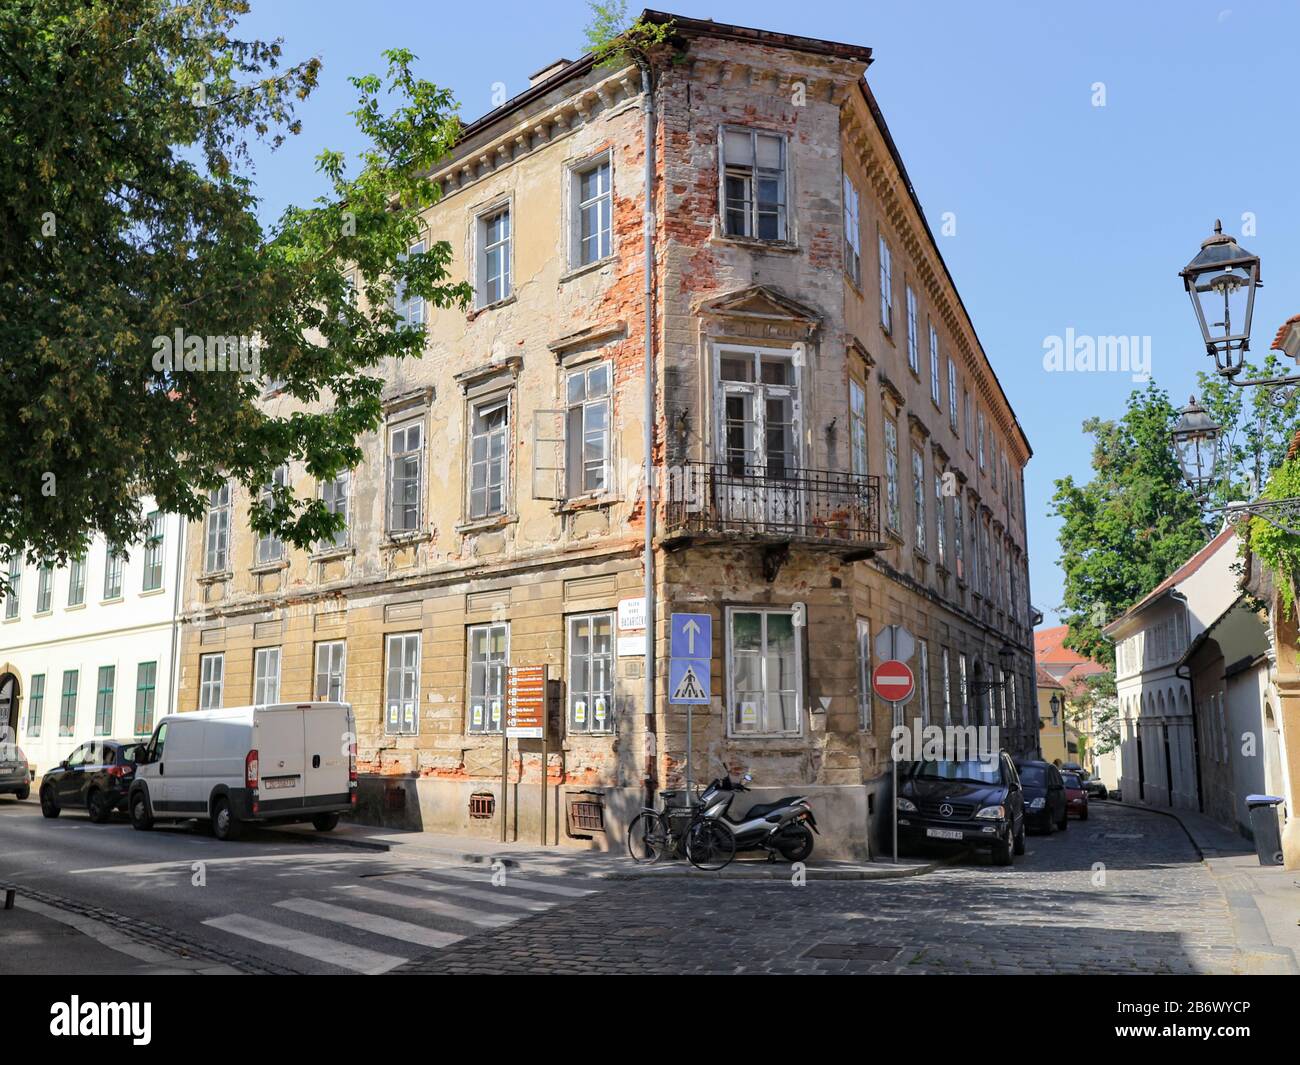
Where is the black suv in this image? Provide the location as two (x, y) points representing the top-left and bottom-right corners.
(896, 752), (1026, 866)
(1014, 759), (1068, 834)
(0, 744), (31, 800)
(40, 740), (142, 823)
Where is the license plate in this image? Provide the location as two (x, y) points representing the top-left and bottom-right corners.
(263, 776), (298, 790)
(926, 828), (963, 840)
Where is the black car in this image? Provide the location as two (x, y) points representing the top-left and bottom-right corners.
(0, 744), (31, 800)
(40, 740), (142, 823)
(895, 751), (1027, 866)
(1084, 777), (1109, 800)
(1014, 759), (1067, 834)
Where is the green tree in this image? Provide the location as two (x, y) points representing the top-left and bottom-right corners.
(1066, 673), (1119, 758)
(0, 0), (469, 570)
(1051, 382), (1210, 665)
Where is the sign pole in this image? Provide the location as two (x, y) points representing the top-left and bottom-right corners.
(500, 723), (508, 844)
(540, 712), (548, 847)
(892, 698), (899, 865)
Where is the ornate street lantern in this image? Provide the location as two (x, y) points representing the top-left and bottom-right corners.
(1170, 396), (1222, 498)
(997, 643), (1016, 673)
(1179, 220), (1261, 377)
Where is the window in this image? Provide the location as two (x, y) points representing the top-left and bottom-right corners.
(906, 286), (918, 373)
(314, 641), (346, 702)
(934, 472), (947, 568)
(721, 127), (786, 240)
(849, 378), (868, 477)
(94, 666), (115, 736)
(883, 415), (901, 532)
(958, 653), (969, 725)
(255, 466), (287, 565)
(947, 358), (958, 431)
(103, 545), (124, 600)
(142, 511), (164, 591)
(388, 421), (423, 533)
(969, 505), (981, 593)
(963, 391), (973, 456)
(912, 448), (926, 552)
(843, 173), (861, 284)
(918, 640), (930, 727)
(878, 236), (893, 333)
(978, 410), (986, 471)
(573, 158), (612, 266)
(199, 653), (224, 710)
(566, 363), (611, 497)
(1002, 452), (1010, 501)
(204, 483), (231, 573)
(718, 347), (799, 482)
(393, 239), (426, 329)
(59, 670), (79, 737)
(941, 649), (952, 726)
(253, 647), (281, 705)
(36, 563), (53, 613)
(929, 323), (941, 406)
(3, 557), (18, 619)
(27, 674), (44, 737)
(385, 633), (421, 736)
(467, 623), (507, 734)
(68, 556), (85, 606)
(857, 618), (872, 730)
(319, 471), (350, 549)
(478, 208), (511, 306)
(728, 608), (801, 736)
(134, 662), (156, 735)
(980, 521), (991, 598)
(468, 398), (509, 519)
(568, 613), (613, 734)
(990, 438), (998, 492)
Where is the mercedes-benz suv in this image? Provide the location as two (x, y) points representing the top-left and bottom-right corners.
(895, 751), (1026, 866)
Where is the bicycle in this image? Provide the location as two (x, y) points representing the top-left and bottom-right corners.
(626, 787), (701, 864)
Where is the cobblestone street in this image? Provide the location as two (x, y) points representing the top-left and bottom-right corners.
(397, 802), (1297, 975)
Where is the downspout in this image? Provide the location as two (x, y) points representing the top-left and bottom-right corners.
(166, 515), (186, 716)
(637, 54), (657, 808)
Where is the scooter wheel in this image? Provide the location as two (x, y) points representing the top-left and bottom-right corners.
(777, 824), (815, 863)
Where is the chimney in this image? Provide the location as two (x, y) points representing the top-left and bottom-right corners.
(528, 58), (573, 87)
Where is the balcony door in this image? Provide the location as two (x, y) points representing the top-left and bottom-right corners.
(715, 346), (802, 530)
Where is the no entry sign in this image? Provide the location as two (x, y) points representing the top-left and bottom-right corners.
(872, 659), (915, 704)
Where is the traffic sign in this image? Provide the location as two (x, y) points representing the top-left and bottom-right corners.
(670, 612), (711, 658)
(872, 659), (915, 704)
(874, 624), (915, 663)
(669, 658), (710, 704)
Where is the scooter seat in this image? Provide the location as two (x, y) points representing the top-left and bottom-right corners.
(742, 796), (805, 819)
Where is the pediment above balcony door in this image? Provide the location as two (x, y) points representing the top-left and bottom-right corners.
(695, 284), (822, 344)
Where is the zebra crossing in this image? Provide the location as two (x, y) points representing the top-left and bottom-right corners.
(201, 862), (600, 973)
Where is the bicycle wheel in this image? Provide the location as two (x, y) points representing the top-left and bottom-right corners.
(627, 811), (670, 864)
(686, 820), (736, 871)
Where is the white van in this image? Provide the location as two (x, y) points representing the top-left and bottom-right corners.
(128, 702), (356, 841)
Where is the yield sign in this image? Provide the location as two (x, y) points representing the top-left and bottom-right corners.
(872, 659), (915, 704)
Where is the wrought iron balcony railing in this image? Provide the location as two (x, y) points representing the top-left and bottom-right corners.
(663, 461), (886, 553)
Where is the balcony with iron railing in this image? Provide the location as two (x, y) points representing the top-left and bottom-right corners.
(662, 462), (889, 570)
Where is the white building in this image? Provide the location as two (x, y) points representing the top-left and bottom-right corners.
(0, 503), (186, 779)
(1103, 527), (1239, 811)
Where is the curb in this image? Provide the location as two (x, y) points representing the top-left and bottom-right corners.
(1109, 801), (1205, 860)
(256, 826), (527, 868)
(600, 858), (945, 881)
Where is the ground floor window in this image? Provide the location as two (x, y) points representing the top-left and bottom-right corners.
(253, 647), (281, 705)
(134, 662), (156, 735)
(27, 674), (44, 737)
(958, 653), (968, 725)
(918, 639), (930, 727)
(467, 623), (508, 735)
(942, 648), (952, 726)
(59, 670), (79, 737)
(385, 633), (420, 736)
(199, 652), (224, 710)
(314, 641), (346, 702)
(857, 618), (871, 730)
(567, 612), (613, 734)
(727, 607), (801, 737)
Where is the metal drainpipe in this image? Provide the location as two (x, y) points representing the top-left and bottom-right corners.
(638, 55), (657, 809)
(165, 514), (186, 715)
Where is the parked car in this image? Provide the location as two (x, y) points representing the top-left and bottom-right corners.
(896, 751), (1026, 866)
(129, 701), (357, 841)
(1061, 771), (1089, 819)
(0, 744), (32, 800)
(1015, 759), (1068, 834)
(40, 740), (141, 822)
(1084, 777), (1109, 800)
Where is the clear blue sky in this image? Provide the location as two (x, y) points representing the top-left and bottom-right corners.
(233, 0), (1300, 626)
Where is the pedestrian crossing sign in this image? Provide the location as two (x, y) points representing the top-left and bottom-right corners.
(669, 658), (710, 705)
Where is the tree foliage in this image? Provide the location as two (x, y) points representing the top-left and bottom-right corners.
(1067, 672), (1119, 758)
(0, 0), (469, 569)
(1050, 383), (1210, 665)
(583, 1), (676, 69)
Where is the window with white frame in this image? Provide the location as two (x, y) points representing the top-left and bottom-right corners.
(918, 639), (930, 727)
(68, 556), (85, 607)
(204, 483), (231, 573)
(572, 157), (611, 266)
(934, 471), (947, 568)
(849, 378), (868, 477)
(728, 607), (801, 736)
(912, 448), (926, 552)
(255, 466), (287, 565)
(319, 470), (350, 549)
(393, 239), (426, 329)
(385, 633), (421, 736)
(878, 236), (893, 332)
(468, 396), (509, 519)
(843, 172), (861, 284)
(314, 640), (346, 702)
(388, 421), (423, 534)
(884, 415), (900, 531)
(467, 623), (508, 734)
(929, 323), (941, 406)
(906, 286), (918, 372)
(942, 647), (952, 725)
(142, 511), (164, 591)
(947, 358), (958, 431)
(477, 207), (512, 306)
(566, 363), (610, 497)
(718, 347), (799, 482)
(36, 563), (53, 613)
(253, 647), (281, 705)
(199, 653), (224, 710)
(103, 545), (124, 599)
(857, 618), (872, 730)
(721, 127), (786, 240)
(568, 612), (613, 734)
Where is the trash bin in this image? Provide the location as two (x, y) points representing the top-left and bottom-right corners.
(1245, 795), (1285, 866)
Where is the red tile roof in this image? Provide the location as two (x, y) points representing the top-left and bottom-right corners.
(1034, 625), (1094, 666)
(1035, 665), (1064, 690)
(1271, 313), (1300, 353)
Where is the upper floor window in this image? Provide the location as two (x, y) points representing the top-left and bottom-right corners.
(978, 410), (986, 471)
(3, 557), (18, 619)
(963, 390), (973, 456)
(68, 556), (85, 607)
(929, 323), (941, 406)
(849, 378), (868, 477)
(388, 422), (423, 534)
(912, 448), (926, 553)
(255, 466), (287, 565)
(468, 397), (509, 520)
(878, 237), (893, 333)
(947, 358), (959, 431)
(103, 544), (124, 600)
(842, 173), (861, 285)
(36, 563), (53, 613)
(393, 240), (425, 329)
(572, 158), (612, 266)
(953, 494), (965, 581)
(721, 128), (786, 241)
(204, 483), (231, 574)
(319, 471), (350, 550)
(906, 286), (918, 373)
(477, 207), (512, 306)
(142, 511), (164, 591)
(934, 471), (947, 569)
(566, 363), (611, 497)
(883, 415), (900, 532)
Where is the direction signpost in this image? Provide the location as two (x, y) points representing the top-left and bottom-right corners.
(505, 665), (548, 844)
(873, 624), (916, 864)
(670, 612), (712, 796)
